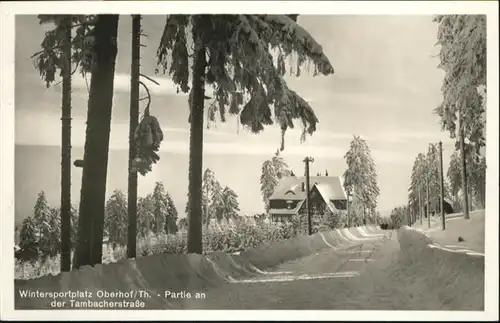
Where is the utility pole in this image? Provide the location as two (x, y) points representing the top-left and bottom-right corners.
(127, 14), (141, 259)
(439, 141), (446, 231)
(303, 156), (314, 235)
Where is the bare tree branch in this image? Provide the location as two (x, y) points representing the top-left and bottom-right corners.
(139, 73), (160, 86)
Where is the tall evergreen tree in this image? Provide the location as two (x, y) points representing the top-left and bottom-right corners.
(156, 15), (334, 253)
(219, 186), (240, 221)
(434, 15), (486, 219)
(32, 191), (53, 258)
(260, 150), (291, 212)
(104, 190), (128, 247)
(137, 194), (155, 237)
(151, 182), (168, 234)
(408, 153), (427, 219)
(18, 216), (39, 262)
(425, 143), (440, 213)
(164, 192), (179, 234)
(343, 135), (380, 223)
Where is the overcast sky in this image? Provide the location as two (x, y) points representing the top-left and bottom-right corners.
(15, 15), (458, 216)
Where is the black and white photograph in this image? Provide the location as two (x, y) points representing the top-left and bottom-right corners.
(1, 1), (498, 321)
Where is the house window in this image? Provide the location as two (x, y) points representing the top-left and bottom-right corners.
(331, 200), (347, 210)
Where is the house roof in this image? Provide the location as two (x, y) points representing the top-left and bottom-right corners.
(269, 175), (347, 201)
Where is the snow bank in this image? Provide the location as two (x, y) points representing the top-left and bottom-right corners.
(14, 226), (383, 309)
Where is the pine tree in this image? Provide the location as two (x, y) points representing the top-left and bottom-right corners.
(164, 192), (179, 234)
(425, 143), (440, 214)
(434, 15), (486, 219)
(260, 159), (278, 212)
(151, 182), (168, 235)
(104, 190), (128, 247)
(343, 135), (380, 223)
(32, 191), (53, 258)
(47, 207), (62, 257)
(137, 194), (154, 237)
(220, 186), (240, 221)
(447, 151), (462, 200)
(260, 150), (291, 212)
(18, 216), (39, 262)
(201, 168), (218, 227)
(156, 15), (334, 254)
(408, 153), (427, 220)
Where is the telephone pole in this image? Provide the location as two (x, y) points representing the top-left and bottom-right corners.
(303, 156), (314, 235)
(439, 141), (446, 231)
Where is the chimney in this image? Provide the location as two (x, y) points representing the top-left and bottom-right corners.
(301, 182), (305, 192)
(325, 169), (328, 176)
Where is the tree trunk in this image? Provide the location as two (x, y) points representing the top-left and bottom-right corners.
(459, 124), (470, 219)
(127, 14), (141, 259)
(346, 191), (350, 227)
(469, 186), (474, 212)
(74, 15), (119, 268)
(418, 185), (423, 226)
(204, 187), (210, 230)
(480, 181), (486, 209)
(426, 180), (430, 228)
(187, 17), (207, 254)
(60, 16), (72, 272)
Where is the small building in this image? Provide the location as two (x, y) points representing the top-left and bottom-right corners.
(268, 175), (348, 222)
(428, 197), (455, 216)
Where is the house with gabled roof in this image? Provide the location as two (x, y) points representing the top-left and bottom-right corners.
(268, 174), (348, 222)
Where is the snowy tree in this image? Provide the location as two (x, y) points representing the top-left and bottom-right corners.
(434, 15), (486, 219)
(425, 143), (441, 214)
(32, 191), (54, 258)
(186, 168), (222, 228)
(164, 192), (179, 234)
(408, 153), (427, 221)
(202, 168), (218, 227)
(260, 150), (291, 211)
(343, 135), (380, 223)
(260, 159), (278, 212)
(156, 14), (334, 253)
(104, 190), (128, 247)
(447, 151), (462, 200)
(468, 155), (486, 208)
(151, 182), (168, 235)
(45, 207), (62, 257)
(448, 148), (486, 210)
(137, 194), (154, 237)
(221, 186), (240, 220)
(18, 216), (39, 262)
(213, 185), (240, 223)
(32, 14), (120, 267)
